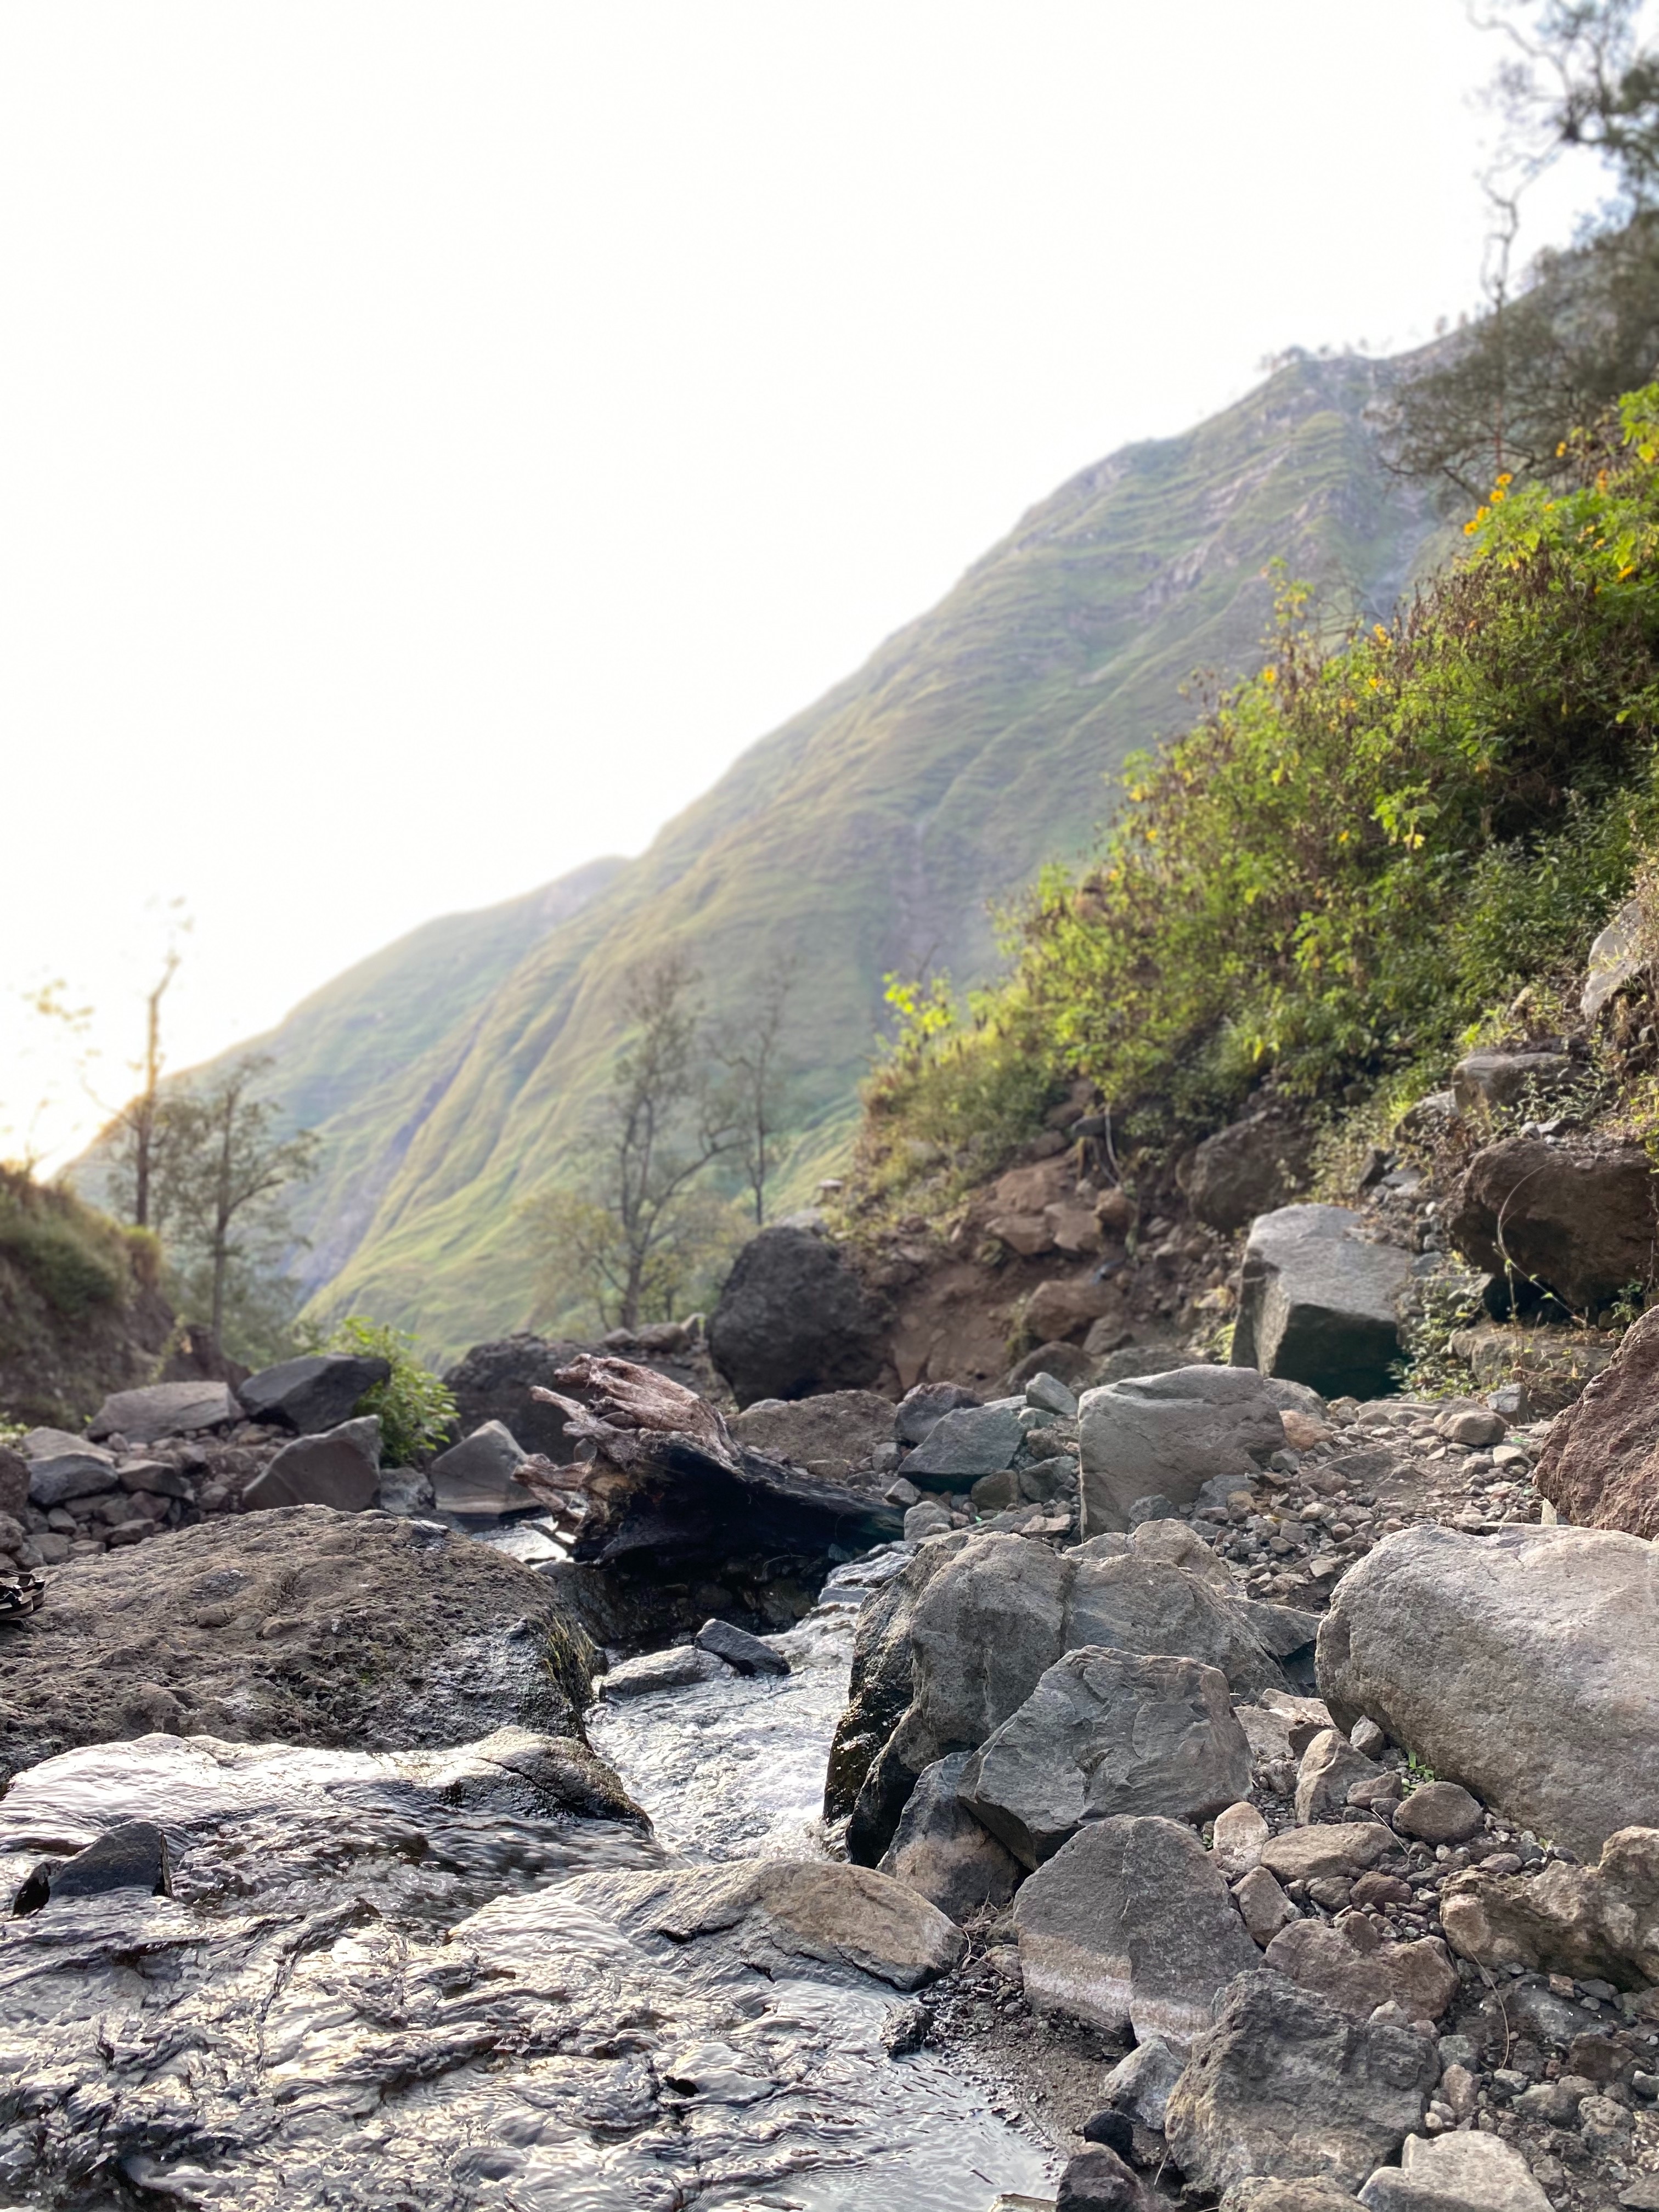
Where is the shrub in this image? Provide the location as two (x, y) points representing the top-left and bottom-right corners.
(324, 1315), (457, 1465)
(0, 1170), (128, 1317)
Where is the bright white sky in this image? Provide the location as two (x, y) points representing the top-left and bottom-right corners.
(0, 2), (1612, 1166)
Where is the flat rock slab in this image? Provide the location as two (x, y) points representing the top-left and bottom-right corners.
(1317, 1523), (1659, 1861)
(238, 1353), (390, 1435)
(1013, 1814), (1260, 2050)
(1232, 1206), (1411, 1401)
(1079, 1365), (1284, 1534)
(88, 1381), (241, 1443)
(0, 1506), (598, 1785)
(961, 1645), (1251, 1865)
(242, 1416), (381, 1512)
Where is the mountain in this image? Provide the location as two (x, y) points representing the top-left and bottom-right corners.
(154, 352), (1446, 1359)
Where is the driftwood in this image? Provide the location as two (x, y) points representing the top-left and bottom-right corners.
(512, 1354), (897, 1566)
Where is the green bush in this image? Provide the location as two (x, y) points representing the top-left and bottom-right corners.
(325, 1314), (457, 1465)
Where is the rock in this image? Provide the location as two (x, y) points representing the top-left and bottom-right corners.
(1224, 2185), (1365, 2212)
(1127, 1492), (1180, 1526)
(905, 1400), (1024, 1486)
(989, 1210), (1057, 1256)
(88, 1380), (241, 1443)
(1393, 1781), (1483, 1845)
(1439, 1406), (1506, 1447)
(241, 1415), (381, 1513)
(1188, 1112), (1314, 1234)
(236, 1352), (390, 1435)
(427, 1418), (529, 1515)
(895, 1381), (983, 1445)
(1084, 2111), (1137, 2155)
(960, 1646), (1252, 1866)
(1165, 1970), (1440, 2194)
(823, 1531), (973, 1826)
(1100, 2035), (1186, 2129)
(1259, 1824), (1397, 1885)
(905, 1499), (953, 1540)
(1264, 1918), (1459, 2024)
(1446, 1138), (1657, 1314)
(26, 1451), (120, 1508)
(1078, 1365), (1285, 1534)
(972, 1469), (1020, 1512)
(1297, 1730), (1384, 1823)
(695, 1617), (791, 1676)
(877, 1751), (1023, 1920)
(731, 1389), (896, 1483)
(1534, 1306), (1659, 1536)
(1357, 2130), (1551, 2212)
(1013, 1815), (1261, 2049)
(1214, 1800), (1270, 1878)
(1440, 1825), (1659, 1985)
(1582, 896), (1649, 1022)
(1007, 1341), (1097, 1393)
(1352, 1718), (1386, 1758)
(1232, 1207), (1412, 1400)
(1026, 1371), (1080, 1418)
(118, 1459), (194, 1500)
(1260, 1378), (1333, 1423)
(25, 1818), (172, 1908)
(1235, 1864), (1297, 1944)
(0, 1445), (27, 1520)
(600, 1643), (727, 1697)
(375, 1466), (435, 1516)
(707, 1226), (887, 1407)
(844, 1532), (1287, 1860)
(1317, 1523), (1659, 1860)
(1027, 1276), (1121, 1343)
(0, 1506), (598, 1785)
(1451, 1050), (1572, 1115)
(1126, 1516), (1233, 1591)
(1058, 2145), (1152, 2212)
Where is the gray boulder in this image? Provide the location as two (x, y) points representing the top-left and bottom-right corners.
(731, 1389), (895, 1482)
(1295, 1729), (1382, 1823)
(1358, 2131), (1551, 2212)
(428, 1420), (529, 1515)
(960, 1645), (1252, 1866)
(242, 1417), (381, 1513)
(1318, 1523), (1659, 1860)
(237, 1353), (390, 1435)
(895, 1381), (983, 1445)
(1188, 1112), (1313, 1234)
(695, 1617), (790, 1676)
(707, 1226), (887, 1408)
(1013, 1815), (1260, 2049)
(877, 1751), (1023, 1921)
(904, 1400), (1024, 1487)
(1582, 896), (1648, 1022)
(1263, 1917), (1459, 2025)
(1451, 1049), (1571, 1115)
(1165, 1970), (1439, 2194)
(88, 1380), (241, 1443)
(1079, 1365), (1285, 1534)
(1446, 1137), (1658, 1314)
(27, 1446), (120, 1509)
(1232, 1207), (1412, 1400)
(1099, 2035), (1185, 2130)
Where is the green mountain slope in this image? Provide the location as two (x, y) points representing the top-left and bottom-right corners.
(166, 353), (1445, 1358)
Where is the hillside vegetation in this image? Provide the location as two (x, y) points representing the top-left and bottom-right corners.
(862, 388), (1659, 1200)
(0, 1169), (173, 1427)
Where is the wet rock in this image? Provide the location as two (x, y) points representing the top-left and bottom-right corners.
(960, 1646), (1252, 1866)
(1214, 1799), (1269, 1878)
(895, 1380), (983, 1445)
(427, 1418), (530, 1515)
(1534, 1305), (1659, 1536)
(1357, 2130), (1551, 2212)
(1263, 1917), (1459, 2024)
(1188, 1111), (1314, 1235)
(237, 1352), (390, 1435)
(1394, 1781), (1483, 1845)
(1447, 1137), (1657, 1314)
(1100, 2034), (1186, 2129)
(1318, 1523), (1659, 1859)
(1058, 2144), (1154, 2212)
(1232, 1206), (1412, 1401)
(1451, 1050), (1572, 1115)
(25, 1817), (172, 1909)
(600, 1643), (727, 1697)
(1165, 1970), (1439, 2194)
(1440, 1824), (1659, 1985)
(1297, 1729), (1384, 1823)
(695, 1617), (791, 1676)
(88, 1379), (241, 1442)
(905, 1400), (1024, 1486)
(241, 1415), (381, 1512)
(1259, 1823), (1396, 1886)
(731, 1389), (896, 1482)
(823, 1530), (973, 1826)
(1079, 1365), (1285, 1534)
(1013, 1814), (1260, 2050)
(708, 1226), (887, 1407)
(878, 1751), (1022, 1921)
(0, 1505), (597, 1785)
(1235, 1863), (1298, 1945)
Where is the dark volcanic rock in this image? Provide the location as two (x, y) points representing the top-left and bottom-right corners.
(1187, 1111), (1313, 1235)
(877, 1750), (1022, 1921)
(1447, 1137), (1658, 1313)
(238, 1353), (390, 1435)
(1231, 1205), (1411, 1400)
(35, 1819), (172, 1908)
(242, 1416), (381, 1512)
(695, 1617), (791, 1676)
(707, 1227), (886, 1407)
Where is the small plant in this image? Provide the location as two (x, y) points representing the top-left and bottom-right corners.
(1403, 1753), (1438, 1790)
(325, 1316), (457, 1466)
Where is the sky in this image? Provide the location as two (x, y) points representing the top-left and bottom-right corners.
(0, 1), (1615, 1167)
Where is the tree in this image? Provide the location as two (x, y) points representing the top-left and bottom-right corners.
(152, 1058), (321, 1350)
(713, 952), (800, 1226)
(523, 951), (739, 1332)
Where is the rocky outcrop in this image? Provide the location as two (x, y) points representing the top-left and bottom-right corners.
(1079, 1364), (1284, 1533)
(1446, 1137), (1657, 1313)
(1187, 1111), (1313, 1234)
(1533, 1304), (1659, 1534)
(707, 1226), (887, 1406)
(1318, 1523), (1659, 1859)
(1232, 1206), (1412, 1400)
(0, 1506), (597, 1785)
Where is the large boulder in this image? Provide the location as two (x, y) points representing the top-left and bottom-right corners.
(1446, 1137), (1658, 1313)
(427, 1419), (529, 1515)
(731, 1389), (895, 1485)
(88, 1380), (241, 1443)
(241, 1415), (381, 1512)
(1450, 1049), (1571, 1115)
(823, 1531), (974, 1826)
(1438, 1824), (1659, 1987)
(1079, 1365), (1285, 1534)
(1187, 1112), (1313, 1235)
(840, 1532), (1286, 1861)
(1164, 1970), (1440, 2194)
(1013, 1815), (1260, 2049)
(1533, 1303), (1659, 1534)
(959, 1646), (1252, 1866)
(1263, 1917), (1459, 2025)
(1231, 1207), (1412, 1400)
(877, 1750), (1023, 1920)
(1317, 1523), (1659, 1859)
(0, 1506), (597, 1785)
(708, 1227), (887, 1407)
(237, 1353), (390, 1435)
